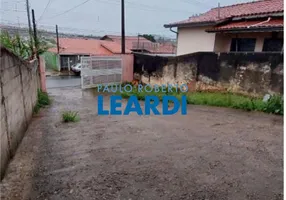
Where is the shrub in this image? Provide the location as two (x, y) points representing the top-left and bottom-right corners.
(0, 31), (49, 60)
(263, 95), (283, 115)
(38, 89), (51, 106)
(62, 111), (80, 123)
(33, 89), (51, 114)
(119, 88), (283, 115)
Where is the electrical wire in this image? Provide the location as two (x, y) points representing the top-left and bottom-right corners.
(38, 0), (53, 21)
(1, 21), (175, 38)
(0, 9), (26, 12)
(48, 0), (93, 19)
(179, 0), (212, 8)
(44, 0), (192, 20)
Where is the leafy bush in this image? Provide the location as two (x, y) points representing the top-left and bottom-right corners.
(1, 32), (32, 60)
(0, 31), (49, 60)
(33, 89), (51, 113)
(263, 95), (283, 115)
(119, 86), (283, 115)
(62, 111), (80, 123)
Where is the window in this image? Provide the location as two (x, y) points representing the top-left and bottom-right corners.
(230, 38), (256, 52)
(263, 38), (283, 52)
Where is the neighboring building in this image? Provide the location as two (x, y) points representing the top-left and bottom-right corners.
(101, 35), (177, 55)
(164, 0), (283, 55)
(49, 38), (131, 70)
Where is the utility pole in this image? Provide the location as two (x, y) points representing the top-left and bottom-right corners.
(121, 0), (125, 54)
(31, 9), (39, 59)
(55, 25), (61, 71)
(137, 33), (140, 49)
(218, 2), (220, 19)
(56, 25), (60, 54)
(25, 0), (33, 52)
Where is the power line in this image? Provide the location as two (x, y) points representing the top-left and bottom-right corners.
(48, 0), (92, 19)
(124, 0), (191, 13)
(0, 9), (26, 12)
(2, 1), (25, 4)
(1, 21), (174, 37)
(179, 0), (212, 8)
(98, 0), (192, 14)
(38, 0), (53, 21)
(43, 0), (192, 20)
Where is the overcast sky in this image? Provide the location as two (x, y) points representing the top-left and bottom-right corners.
(1, 0), (250, 37)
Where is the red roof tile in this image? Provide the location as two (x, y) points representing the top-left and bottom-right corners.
(207, 18), (283, 31)
(144, 43), (177, 54)
(102, 35), (176, 54)
(165, 0), (283, 27)
(102, 35), (153, 50)
(49, 38), (131, 55)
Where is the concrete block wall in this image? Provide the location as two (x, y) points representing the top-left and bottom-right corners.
(0, 47), (40, 179)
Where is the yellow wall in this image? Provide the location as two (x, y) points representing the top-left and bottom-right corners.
(177, 26), (283, 54)
(177, 27), (216, 55)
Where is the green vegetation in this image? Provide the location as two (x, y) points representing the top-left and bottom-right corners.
(0, 31), (50, 60)
(42, 52), (60, 71)
(62, 111), (80, 123)
(262, 95), (283, 115)
(142, 34), (156, 42)
(119, 86), (283, 115)
(33, 89), (51, 114)
(1, 32), (32, 60)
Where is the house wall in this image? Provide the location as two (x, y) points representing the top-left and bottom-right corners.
(1, 47), (40, 179)
(60, 55), (89, 70)
(134, 52), (283, 95)
(177, 26), (216, 55)
(121, 54), (134, 82)
(214, 32), (283, 52)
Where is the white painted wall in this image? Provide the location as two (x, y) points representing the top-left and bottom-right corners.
(177, 26), (216, 55)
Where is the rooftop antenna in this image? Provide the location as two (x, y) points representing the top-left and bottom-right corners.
(218, 2), (220, 19)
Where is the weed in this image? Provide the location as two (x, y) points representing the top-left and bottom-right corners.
(62, 111), (80, 123)
(263, 95), (283, 115)
(0, 31), (49, 60)
(119, 86), (283, 115)
(33, 89), (51, 114)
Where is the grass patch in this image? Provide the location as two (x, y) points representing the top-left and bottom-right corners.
(33, 89), (51, 114)
(62, 111), (80, 123)
(118, 85), (283, 115)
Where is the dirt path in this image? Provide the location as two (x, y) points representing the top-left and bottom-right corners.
(1, 87), (283, 200)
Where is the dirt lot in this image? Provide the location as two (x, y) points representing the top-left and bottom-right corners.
(1, 87), (283, 200)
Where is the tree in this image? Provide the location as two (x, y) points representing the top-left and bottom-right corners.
(142, 34), (156, 42)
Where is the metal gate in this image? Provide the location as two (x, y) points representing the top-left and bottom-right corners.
(81, 56), (122, 89)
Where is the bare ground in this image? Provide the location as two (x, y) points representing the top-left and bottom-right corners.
(1, 87), (283, 200)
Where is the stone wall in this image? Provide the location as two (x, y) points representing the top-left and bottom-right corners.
(0, 47), (40, 179)
(134, 52), (283, 95)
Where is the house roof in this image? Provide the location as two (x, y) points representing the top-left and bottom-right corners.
(101, 35), (153, 50)
(165, 0), (284, 28)
(101, 35), (176, 54)
(49, 38), (131, 55)
(207, 17), (283, 32)
(146, 43), (177, 54)
(102, 35), (151, 42)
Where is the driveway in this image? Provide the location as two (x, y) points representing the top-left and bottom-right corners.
(1, 87), (283, 200)
(46, 76), (81, 88)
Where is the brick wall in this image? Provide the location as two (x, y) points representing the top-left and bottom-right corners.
(0, 47), (40, 179)
(134, 52), (283, 95)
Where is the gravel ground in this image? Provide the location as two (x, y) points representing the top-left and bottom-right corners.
(1, 87), (283, 200)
